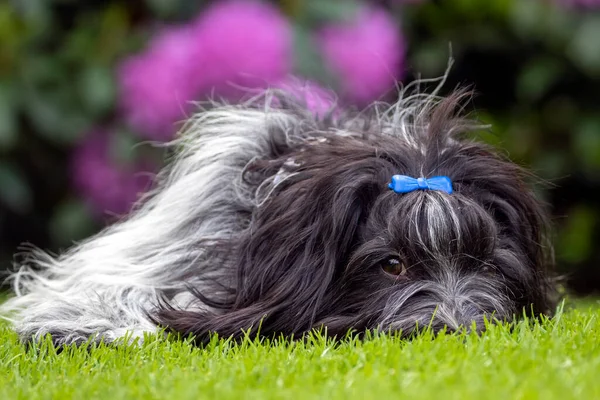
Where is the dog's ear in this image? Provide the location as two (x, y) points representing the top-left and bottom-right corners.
(156, 151), (381, 343)
(449, 142), (557, 315)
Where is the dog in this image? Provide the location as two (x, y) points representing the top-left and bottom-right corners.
(0, 85), (557, 346)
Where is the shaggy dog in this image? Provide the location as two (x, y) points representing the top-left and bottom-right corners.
(0, 85), (557, 346)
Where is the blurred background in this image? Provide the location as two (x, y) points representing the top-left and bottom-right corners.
(0, 0), (599, 295)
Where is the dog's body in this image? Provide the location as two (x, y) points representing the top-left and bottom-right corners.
(1, 88), (557, 346)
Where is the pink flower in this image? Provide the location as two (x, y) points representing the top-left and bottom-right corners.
(317, 7), (405, 106)
(71, 130), (154, 218)
(274, 78), (337, 118)
(191, 0), (293, 100)
(117, 25), (200, 141)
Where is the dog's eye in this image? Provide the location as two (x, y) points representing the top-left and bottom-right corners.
(381, 258), (407, 276)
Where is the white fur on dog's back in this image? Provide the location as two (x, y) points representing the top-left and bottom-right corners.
(0, 98), (304, 345)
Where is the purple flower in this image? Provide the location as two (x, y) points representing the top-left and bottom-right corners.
(274, 78), (337, 118)
(191, 0), (293, 100)
(317, 7), (405, 105)
(117, 25), (200, 141)
(71, 130), (154, 218)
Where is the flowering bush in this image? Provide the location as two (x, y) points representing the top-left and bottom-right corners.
(317, 6), (404, 105)
(190, 0), (293, 100)
(70, 130), (153, 217)
(118, 0), (294, 142)
(117, 25), (201, 141)
(1, 0), (600, 293)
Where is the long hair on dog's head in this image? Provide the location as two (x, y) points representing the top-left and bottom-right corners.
(156, 89), (557, 343)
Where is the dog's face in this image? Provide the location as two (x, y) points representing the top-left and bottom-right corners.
(157, 93), (556, 343)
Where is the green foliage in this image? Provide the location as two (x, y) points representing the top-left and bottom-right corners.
(0, 162), (32, 215)
(0, 0), (599, 291)
(558, 205), (597, 264)
(1, 300), (599, 399)
(49, 198), (96, 247)
(0, 82), (18, 150)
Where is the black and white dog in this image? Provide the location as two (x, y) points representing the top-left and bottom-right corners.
(1, 86), (557, 346)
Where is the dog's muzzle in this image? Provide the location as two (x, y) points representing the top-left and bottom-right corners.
(378, 276), (513, 335)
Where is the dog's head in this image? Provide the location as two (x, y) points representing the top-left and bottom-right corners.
(157, 90), (557, 342)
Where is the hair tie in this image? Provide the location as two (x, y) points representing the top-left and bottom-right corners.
(388, 175), (453, 194)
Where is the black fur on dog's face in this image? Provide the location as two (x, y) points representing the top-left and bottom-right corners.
(156, 92), (556, 343)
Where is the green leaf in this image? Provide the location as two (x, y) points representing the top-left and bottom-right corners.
(13, 0), (52, 37)
(145, 0), (181, 18)
(111, 129), (140, 166)
(78, 66), (116, 116)
(19, 55), (91, 144)
(145, 0), (205, 20)
(0, 162), (32, 214)
(567, 16), (600, 78)
(509, 0), (573, 47)
(516, 57), (563, 102)
(445, 0), (512, 20)
(0, 82), (18, 150)
(509, 0), (541, 38)
(574, 117), (600, 171)
(532, 151), (567, 180)
(541, 97), (578, 133)
(49, 198), (97, 247)
(504, 117), (536, 160)
(541, 2), (574, 48)
(411, 41), (455, 78)
(303, 0), (361, 25)
(558, 205), (597, 264)
(22, 82), (91, 145)
(293, 25), (337, 88)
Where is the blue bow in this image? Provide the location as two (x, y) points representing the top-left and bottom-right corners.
(388, 175), (453, 194)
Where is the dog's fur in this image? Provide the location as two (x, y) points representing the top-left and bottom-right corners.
(0, 86), (557, 346)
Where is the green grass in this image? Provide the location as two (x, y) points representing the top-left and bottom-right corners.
(1, 299), (599, 400)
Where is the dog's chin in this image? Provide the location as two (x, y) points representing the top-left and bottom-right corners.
(377, 279), (514, 335)
(315, 275), (516, 338)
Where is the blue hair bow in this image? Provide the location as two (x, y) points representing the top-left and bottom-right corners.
(388, 175), (453, 194)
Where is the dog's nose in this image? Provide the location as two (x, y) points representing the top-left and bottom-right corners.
(430, 304), (490, 335)
(431, 315), (487, 335)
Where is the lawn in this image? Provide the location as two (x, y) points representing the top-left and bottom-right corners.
(1, 298), (599, 400)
